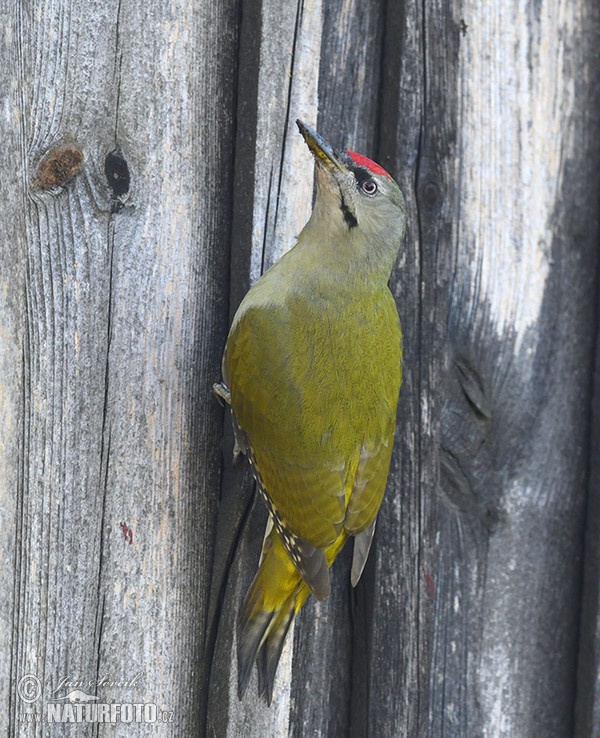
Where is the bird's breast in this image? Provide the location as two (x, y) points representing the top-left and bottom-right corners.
(227, 285), (401, 461)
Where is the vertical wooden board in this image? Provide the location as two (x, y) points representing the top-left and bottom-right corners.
(5, 0), (238, 735)
(8, 2), (123, 735)
(249, 0), (322, 280)
(288, 543), (354, 736)
(93, 0), (238, 735)
(574, 13), (600, 734)
(317, 0), (385, 151)
(576, 292), (600, 737)
(206, 1), (322, 734)
(362, 0), (453, 734)
(437, 1), (600, 735)
(0, 8), (28, 737)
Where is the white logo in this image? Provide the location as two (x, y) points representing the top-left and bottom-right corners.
(51, 689), (99, 704)
(16, 674), (175, 724)
(18, 675), (42, 704)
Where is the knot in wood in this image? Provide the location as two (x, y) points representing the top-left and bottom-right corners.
(419, 178), (443, 215)
(105, 151), (131, 198)
(35, 145), (83, 189)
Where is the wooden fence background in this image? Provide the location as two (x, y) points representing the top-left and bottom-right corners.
(1, 0), (599, 735)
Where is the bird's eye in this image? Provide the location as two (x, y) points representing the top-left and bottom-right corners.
(361, 179), (378, 196)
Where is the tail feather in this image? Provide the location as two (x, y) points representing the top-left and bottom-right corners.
(237, 603), (275, 699)
(256, 605), (295, 704)
(237, 527), (311, 701)
(237, 525), (348, 702)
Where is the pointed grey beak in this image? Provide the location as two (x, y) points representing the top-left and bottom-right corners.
(296, 119), (347, 174)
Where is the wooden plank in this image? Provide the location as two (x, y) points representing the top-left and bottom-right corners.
(205, 1), (322, 735)
(7, 5), (125, 733)
(3, 0), (238, 734)
(435, 2), (600, 735)
(211, 0), (446, 733)
(95, 1), (239, 733)
(573, 17), (600, 738)
(364, 0), (454, 734)
(576, 316), (600, 737)
(0, 8), (28, 737)
(209, 1), (444, 733)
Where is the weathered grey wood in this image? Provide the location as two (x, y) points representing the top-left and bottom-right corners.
(574, 20), (600, 737)
(0, 7), (28, 735)
(2, 0), (237, 735)
(435, 2), (600, 736)
(210, 1), (600, 735)
(208, 0), (444, 732)
(577, 319), (600, 737)
(369, 0), (457, 734)
(3, 0), (600, 736)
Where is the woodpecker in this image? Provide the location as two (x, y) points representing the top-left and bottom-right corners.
(214, 120), (406, 703)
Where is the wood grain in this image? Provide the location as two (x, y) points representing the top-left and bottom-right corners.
(1, 0), (599, 736)
(3, 0), (237, 735)
(437, 2), (600, 736)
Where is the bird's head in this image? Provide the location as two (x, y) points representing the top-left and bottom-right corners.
(296, 120), (406, 280)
